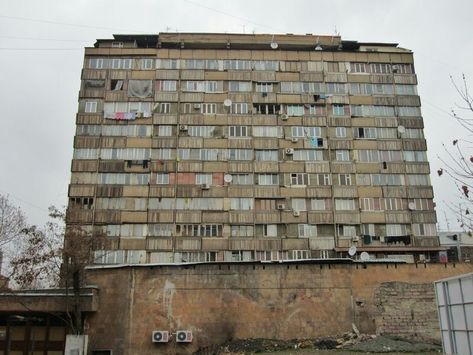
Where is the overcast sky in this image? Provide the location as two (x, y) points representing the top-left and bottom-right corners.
(0, 0), (471, 231)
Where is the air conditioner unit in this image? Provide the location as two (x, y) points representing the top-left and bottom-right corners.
(179, 125), (188, 131)
(277, 203), (286, 210)
(293, 210), (300, 217)
(152, 331), (169, 343)
(281, 114), (288, 121)
(291, 137), (299, 143)
(176, 330), (193, 343)
(201, 183), (210, 190)
(285, 148), (294, 155)
(193, 104), (201, 109)
(352, 236), (360, 242)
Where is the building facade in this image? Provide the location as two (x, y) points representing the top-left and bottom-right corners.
(68, 33), (441, 265)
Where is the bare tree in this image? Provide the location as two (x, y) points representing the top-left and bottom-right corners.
(0, 194), (27, 247)
(438, 74), (473, 231)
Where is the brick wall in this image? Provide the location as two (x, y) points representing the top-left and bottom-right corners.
(374, 282), (439, 341)
(84, 262), (473, 354)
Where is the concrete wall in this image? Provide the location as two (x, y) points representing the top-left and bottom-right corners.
(84, 262), (473, 354)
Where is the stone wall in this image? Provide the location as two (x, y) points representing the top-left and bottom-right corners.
(84, 262), (473, 355)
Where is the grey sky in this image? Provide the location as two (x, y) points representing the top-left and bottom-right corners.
(0, 0), (471, 230)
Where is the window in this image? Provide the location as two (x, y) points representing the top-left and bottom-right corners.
(338, 174), (352, 185)
(350, 62), (368, 73)
(386, 224), (408, 236)
(252, 126), (281, 137)
(412, 223), (436, 236)
(156, 80), (177, 91)
(89, 58), (103, 69)
(231, 103), (249, 114)
(354, 127), (377, 139)
(290, 173), (309, 186)
(383, 198), (406, 211)
(339, 225), (356, 237)
(403, 129), (424, 139)
(156, 59), (179, 69)
(395, 84), (417, 95)
(147, 224), (174, 237)
(411, 198), (434, 211)
(370, 63), (391, 74)
(360, 198), (382, 211)
(231, 225), (254, 237)
(184, 81), (221, 92)
(335, 199), (356, 211)
(157, 125), (173, 137)
(201, 103), (217, 114)
(100, 148), (151, 160)
(332, 104), (346, 116)
(325, 83), (346, 94)
(293, 150), (323, 161)
(184, 59), (205, 69)
(177, 224), (222, 237)
(287, 105), (305, 116)
(255, 82), (273, 93)
(407, 174), (430, 186)
(263, 224), (278, 237)
(371, 174), (404, 186)
(292, 198), (307, 211)
(292, 126), (321, 138)
(316, 174), (331, 185)
(223, 60), (251, 70)
(398, 106), (421, 116)
(335, 150), (350, 161)
(85, 101), (97, 113)
(393, 64), (414, 74)
(298, 224), (317, 238)
(76, 125), (101, 136)
(196, 173), (212, 185)
(153, 148), (174, 160)
(231, 174), (253, 185)
(99, 173), (150, 185)
(230, 198), (253, 210)
(253, 103), (280, 115)
(228, 149), (253, 161)
(229, 126), (248, 137)
(377, 128), (397, 139)
(403, 151), (428, 162)
(255, 150), (278, 161)
(258, 174), (279, 185)
(253, 61), (278, 70)
(336, 127), (347, 138)
(157, 103), (171, 114)
(156, 173), (169, 185)
(228, 81), (252, 92)
(141, 58), (154, 70)
(188, 126), (215, 138)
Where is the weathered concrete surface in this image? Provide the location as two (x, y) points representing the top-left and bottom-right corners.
(84, 262), (473, 354)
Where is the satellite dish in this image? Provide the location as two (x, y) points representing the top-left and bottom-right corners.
(224, 174), (233, 183)
(397, 125), (406, 134)
(270, 42), (278, 49)
(223, 99), (232, 107)
(348, 245), (357, 257)
(408, 202), (416, 210)
(360, 252), (370, 262)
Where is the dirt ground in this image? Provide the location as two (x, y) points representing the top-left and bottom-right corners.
(195, 335), (442, 355)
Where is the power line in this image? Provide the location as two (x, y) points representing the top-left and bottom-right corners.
(0, 35), (90, 43)
(181, 0), (284, 33)
(0, 48), (82, 51)
(0, 14), (144, 33)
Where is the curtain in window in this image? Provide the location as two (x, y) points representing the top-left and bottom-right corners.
(128, 80), (153, 98)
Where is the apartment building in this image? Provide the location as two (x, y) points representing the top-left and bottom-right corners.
(68, 33), (441, 265)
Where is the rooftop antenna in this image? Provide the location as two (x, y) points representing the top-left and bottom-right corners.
(165, 26), (171, 32)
